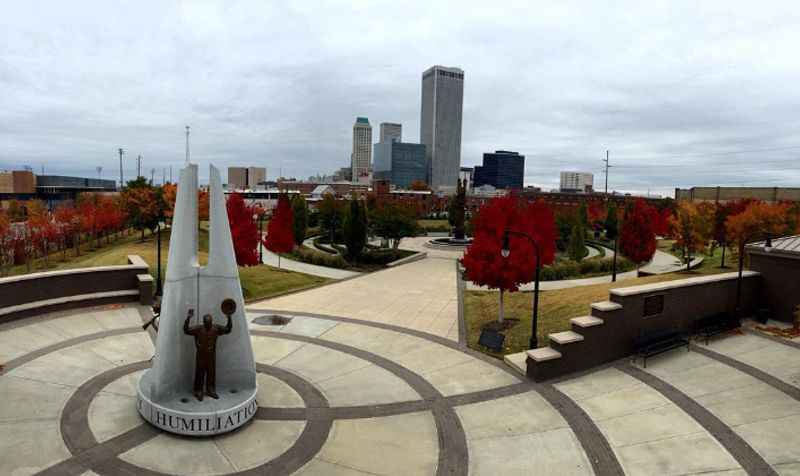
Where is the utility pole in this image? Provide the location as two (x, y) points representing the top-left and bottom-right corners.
(150, 168), (155, 185)
(603, 150), (611, 196)
(185, 125), (190, 164)
(118, 148), (125, 189)
(137, 155), (142, 178)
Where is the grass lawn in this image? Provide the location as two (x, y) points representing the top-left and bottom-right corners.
(658, 239), (738, 275)
(6, 226), (330, 302)
(465, 240), (740, 358)
(418, 219), (450, 232)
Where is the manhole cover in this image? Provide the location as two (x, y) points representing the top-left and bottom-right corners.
(252, 315), (293, 326)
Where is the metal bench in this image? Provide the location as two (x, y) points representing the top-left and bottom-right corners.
(634, 329), (689, 367)
(692, 312), (740, 345)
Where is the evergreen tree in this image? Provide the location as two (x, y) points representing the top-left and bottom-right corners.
(605, 202), (619, 240)
(343, 199), (367, 259)
(567, 223), (587, 261)
(291, 195), (308, 245)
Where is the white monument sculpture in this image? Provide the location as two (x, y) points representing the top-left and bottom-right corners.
(137, 164), (258, 436)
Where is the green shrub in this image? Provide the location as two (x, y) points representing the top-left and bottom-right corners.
(290, 247), (348, 269)
(539, 256), (636, 281)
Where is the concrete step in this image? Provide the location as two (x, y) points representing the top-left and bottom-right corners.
(503, 351), (528, 376)
(527, 347), (562, 362)
(570, 315), (604, 328)
(591, 300), (622, 312)
(549, 330), (585, 345)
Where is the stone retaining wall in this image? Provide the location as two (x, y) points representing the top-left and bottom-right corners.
(0, 255), (151, 323)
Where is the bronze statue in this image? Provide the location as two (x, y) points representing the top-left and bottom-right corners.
(183, 299), (236, 401)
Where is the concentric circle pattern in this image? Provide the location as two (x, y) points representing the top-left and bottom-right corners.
(1, 302), (797, 475)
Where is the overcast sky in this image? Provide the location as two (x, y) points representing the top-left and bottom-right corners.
(2, 1), (800, 196)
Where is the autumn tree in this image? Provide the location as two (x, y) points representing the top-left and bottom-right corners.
(409, 180), (429, 191)
(226, 193), (260, 266)
(120, 186), (161, 241)
(620, 199), (657, 267)
(343, 198), (368, 260)
(0, 209), (12, 276)
(670, 202), (710, 271)
(291, 195), (308, 245)
(461, 196), (556, 323)
(726, 201), (792, 313)
(265, 194), (295, 268)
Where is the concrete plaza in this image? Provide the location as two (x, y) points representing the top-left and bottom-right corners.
(1, 250), (799, 475)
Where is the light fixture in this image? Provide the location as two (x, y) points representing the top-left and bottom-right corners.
(501, 231), (510, 258)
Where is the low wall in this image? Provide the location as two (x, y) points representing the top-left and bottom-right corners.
(749, 252), (800, 323)
(527, 271), (761, 381)
(0, 255), (151, 323)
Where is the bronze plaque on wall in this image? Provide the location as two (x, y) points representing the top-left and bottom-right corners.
(643, 294), (665, 317)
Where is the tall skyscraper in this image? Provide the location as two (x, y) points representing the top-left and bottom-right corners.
(473, 151), (525, 190)
(379, 122), (402, 143)
(373, 141), (427, 189)
(420, 65), (464, 192)
(351, 117), (372, 183)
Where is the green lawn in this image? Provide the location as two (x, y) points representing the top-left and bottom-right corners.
(6, 227), (330, 302)
(465, 240), (737, 357)
(418, 219), (450, 233)
(658, 239), (738, 275)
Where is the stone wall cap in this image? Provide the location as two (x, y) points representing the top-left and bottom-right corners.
(0, 258), (149, 286)
(610, 271), (759, 297)
(591, 300), (623, 311)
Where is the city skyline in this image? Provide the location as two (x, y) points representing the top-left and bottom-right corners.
(2, 2), (800, 195)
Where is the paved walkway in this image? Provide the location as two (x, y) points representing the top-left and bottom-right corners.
(251, 251), (462, 341)
(259, 245), (361, 280)
(1, 301), (798, 475)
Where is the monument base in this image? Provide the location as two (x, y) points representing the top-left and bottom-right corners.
(136, 369), (258, 436)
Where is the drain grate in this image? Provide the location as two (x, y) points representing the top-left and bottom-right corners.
(252, 314), (293, 326)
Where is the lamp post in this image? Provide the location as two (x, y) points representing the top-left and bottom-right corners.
(502, 229), (542, 350)
(257, 212), (266, 264)
(155, 220), (163, 296)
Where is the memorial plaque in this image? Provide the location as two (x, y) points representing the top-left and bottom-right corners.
(478, 329), (505, 352)
(643, 294), (664, 317)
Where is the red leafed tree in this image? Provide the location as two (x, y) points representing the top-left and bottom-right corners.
(226, 193), (260, 266)
(620, 199), (657, 266)
(265, 194), (295, 268)
(462, 195), (556, 323)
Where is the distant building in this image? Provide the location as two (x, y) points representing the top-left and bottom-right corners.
(351, 117), (372, 183)
(560, 171), (594, 193)
(379, 122), (402, 144)
(1, 171), (116, 209)
(373, 141), (427, 189)
(333, 166), (352, 182)
(473, 151), (525, 190)
(420, 65), (464, 192)
(0, 170), (36, 194)
(676, 186), (800, 203)
(228, 167), (266, 190)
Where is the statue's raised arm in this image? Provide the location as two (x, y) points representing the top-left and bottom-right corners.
(220, 298), (236, 335)
(183, 309), (195, 335)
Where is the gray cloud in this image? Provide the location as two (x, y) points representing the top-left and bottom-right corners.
(1, 1), (800, 197)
